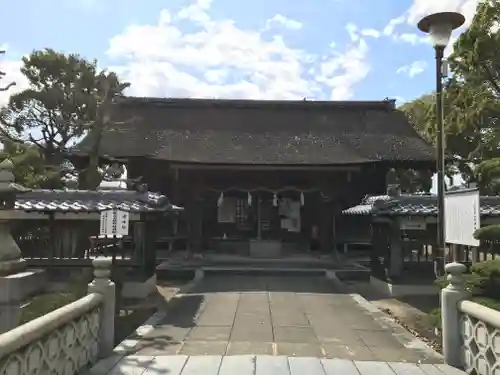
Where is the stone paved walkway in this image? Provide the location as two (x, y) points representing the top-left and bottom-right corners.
(122, 275), (442, 362)
(101, 355), (466, 374)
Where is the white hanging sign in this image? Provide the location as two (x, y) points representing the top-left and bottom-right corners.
(100, 208), (130, 236)
(399, 217), (427, 230)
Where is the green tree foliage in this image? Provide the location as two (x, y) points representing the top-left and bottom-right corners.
(386, 167), (433, 193)
(447, 0), (500, 191)
(399, 1), (500, 191)
(77, 73), (129, 190)
(448, 0), (500, 138)
(399, 93), (435, 144)
(398, 93), (470, 185)
(0, 139), (61, 188)
(474, 224), (500, 242)
(476, 159), (500, 194)
(0, 49), (129, 188)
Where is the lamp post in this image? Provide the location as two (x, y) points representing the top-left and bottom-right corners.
(418, 12), (465, 276)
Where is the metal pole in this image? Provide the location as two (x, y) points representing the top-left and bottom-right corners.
(435, 45), (446, 278)
(257, 194), (262, 240)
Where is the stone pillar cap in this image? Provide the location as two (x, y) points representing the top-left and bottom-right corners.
(445, 262), (467, 274)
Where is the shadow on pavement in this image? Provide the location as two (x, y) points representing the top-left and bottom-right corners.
(184, 274), (349, 295)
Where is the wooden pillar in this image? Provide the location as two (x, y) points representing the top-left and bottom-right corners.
(319, 197), (333, 254)
(170, 167), (180, 205)
(388, 218), (404, 279)
(169, 168), (181, 237)
(332, 201), (339, 253)
(186, 173), (204, 253)
(142, 216), (158, 277)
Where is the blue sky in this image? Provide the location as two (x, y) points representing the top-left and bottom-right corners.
(0, 0), (479, 106)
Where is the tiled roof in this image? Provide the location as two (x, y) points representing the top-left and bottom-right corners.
(73, 97), (436, 165)
(342, 194), (500, 217)
(14, 189), (183, 213)
(341, 195), (393, 215)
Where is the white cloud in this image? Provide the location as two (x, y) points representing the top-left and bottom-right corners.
(405, 0), (479, 55)
(176, 0), (212, 23)
(345, 23), (360, 42)
(265, 14), (303, 31)
(204, 69), (228, 84)
(382, 0), (480, 53)
(360, 29), (381, 38)
(107, 0), (371, 101)
(397, 60), (428, 77)
(394, 33), (428, 45)
(316, 39), (370, 100)
(383, 16), (405, 36)
(405, 0), (479, 26)
(0, 47), (29, 108)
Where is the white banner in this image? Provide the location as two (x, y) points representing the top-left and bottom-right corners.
(100, 208), (130, 236)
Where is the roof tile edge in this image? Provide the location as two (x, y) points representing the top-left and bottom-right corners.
(117, 96), (398, 110)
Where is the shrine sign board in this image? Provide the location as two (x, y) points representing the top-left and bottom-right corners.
(445, 188), (480, 247)
(100, 208), (130, 236)
(399, 217), (427, 231)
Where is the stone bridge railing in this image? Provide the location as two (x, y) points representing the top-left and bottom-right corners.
(0, 258), (115, 375)
(442, 262), (500, 375)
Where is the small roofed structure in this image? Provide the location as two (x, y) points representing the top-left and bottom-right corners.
(71, 97), (437, 258)
(13, 188), (181, 217)
(341, 193), (500, 290)
(342, 194), (500, 219)
(0, 158), (180, 288)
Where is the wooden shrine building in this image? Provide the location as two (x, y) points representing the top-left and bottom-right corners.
(73, 97), (436, 257)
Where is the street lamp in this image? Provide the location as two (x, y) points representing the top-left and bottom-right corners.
(418, 12), (465, 277)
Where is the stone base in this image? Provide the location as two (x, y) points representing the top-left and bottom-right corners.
(0, 268), (47, 333)
(370, 276), (439, 297)
(121, 275), (157, 299)
(0, 258), (27, 276)
(249, 240), (282, 258)
(0, 304), (21, 334)
(0, 268), (46, 303)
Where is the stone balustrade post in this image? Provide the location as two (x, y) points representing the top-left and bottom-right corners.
(441, 261), (468, 367)
(88, 257), (116, 358)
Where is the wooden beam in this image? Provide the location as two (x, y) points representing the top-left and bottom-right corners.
(0, 211), (142, 221)
(171, 163), (362, 172)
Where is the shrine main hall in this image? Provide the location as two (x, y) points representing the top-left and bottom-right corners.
(73, 97), (436, 256)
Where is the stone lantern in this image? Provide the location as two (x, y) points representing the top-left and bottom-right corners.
(0, 159), (30, 274)
(0, 159), (45, 333)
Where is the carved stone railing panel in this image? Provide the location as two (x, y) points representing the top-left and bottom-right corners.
(0, 303), (101, 375)
(460, 313), (500, 374)
(0, 257), (114, 375)
(459, 300), (500, 375)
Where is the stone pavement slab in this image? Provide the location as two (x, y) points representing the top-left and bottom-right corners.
(101, 355), (467, 374)
(125, 275), (441, 363)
